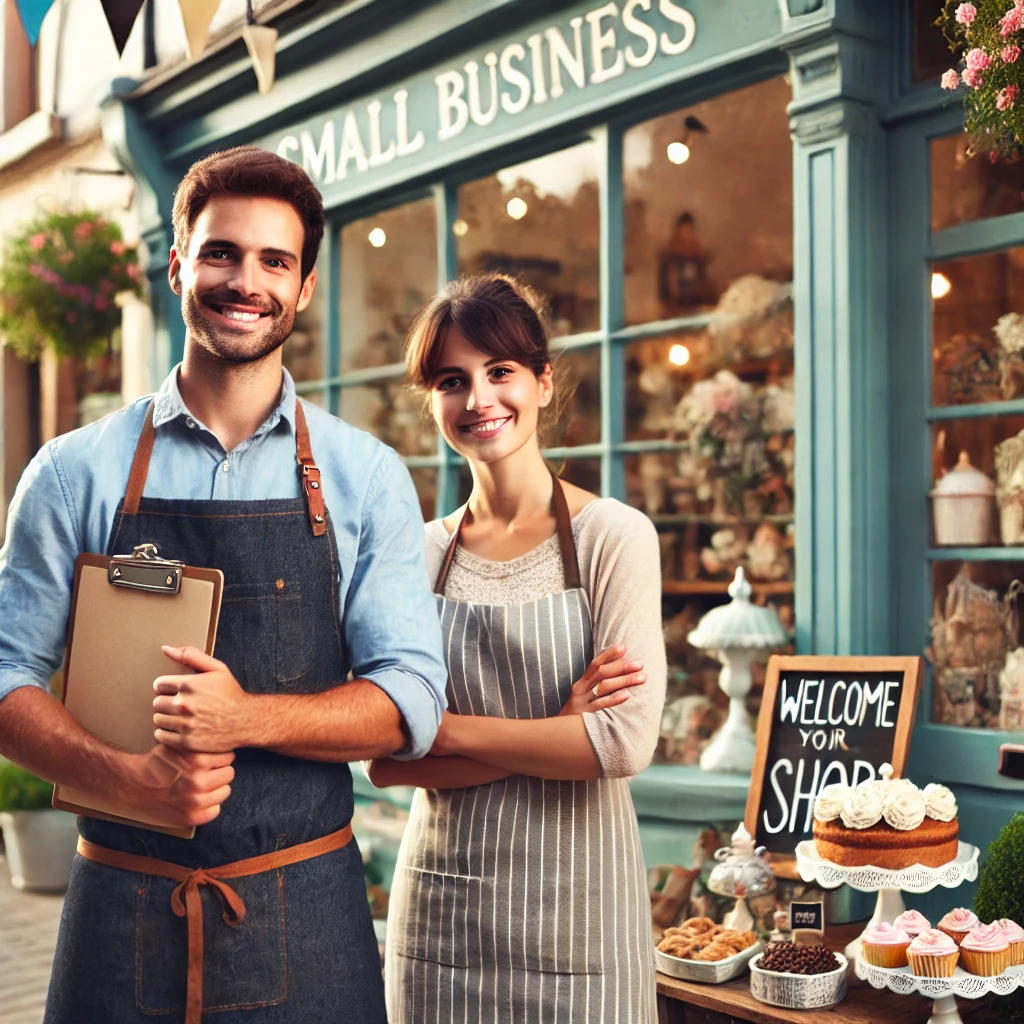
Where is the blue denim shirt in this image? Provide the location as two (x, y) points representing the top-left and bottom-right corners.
(0, 367), (447, 759)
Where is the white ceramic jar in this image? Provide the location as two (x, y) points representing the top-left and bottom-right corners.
(930, 452), (996, 547)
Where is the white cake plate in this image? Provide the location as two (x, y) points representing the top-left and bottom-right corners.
(795, 841), (980, 960)
(856, 954), (1024, 1024)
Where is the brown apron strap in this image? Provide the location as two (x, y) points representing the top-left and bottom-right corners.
(77, 824), (353, 1024)
(293, 399), (327, 537)
(122, 400), (156, 517)
(433, 472), (581, 595)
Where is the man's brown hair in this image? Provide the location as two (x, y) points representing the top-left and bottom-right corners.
(172, 146), (325, 281)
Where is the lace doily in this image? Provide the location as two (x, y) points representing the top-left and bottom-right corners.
(795, 841), (979, 893)
(856, 957), (1024, 999)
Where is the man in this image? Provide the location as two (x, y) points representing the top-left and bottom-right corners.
(0, 147), (447, 1023)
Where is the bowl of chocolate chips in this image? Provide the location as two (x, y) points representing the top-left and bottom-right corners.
(749, 941), (849, 1009)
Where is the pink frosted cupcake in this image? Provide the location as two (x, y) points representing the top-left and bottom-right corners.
(893, 910), (931, 939)
(907, 929), (960, 977)
(994, 919), (1024, 966)
(861, 922), (912, 968)
(960, 924), (1010, 976)
(938, 907), (980, 945)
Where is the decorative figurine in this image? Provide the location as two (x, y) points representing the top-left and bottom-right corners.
(706, 823), (776, 933)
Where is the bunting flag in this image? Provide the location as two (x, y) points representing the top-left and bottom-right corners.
(14, 0), (56, 45)
(178, 0), (222, 61)
(241, 23), (277, 94)
(100, 0), (145, 55)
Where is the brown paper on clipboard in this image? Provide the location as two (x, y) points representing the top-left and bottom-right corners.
(53, 553), (223, 838)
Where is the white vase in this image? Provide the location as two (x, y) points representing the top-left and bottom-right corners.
(699, 648), (758, 774)
(0, 809), (79, 892)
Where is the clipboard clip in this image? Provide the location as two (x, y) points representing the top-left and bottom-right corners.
(108, 543), (184, 595)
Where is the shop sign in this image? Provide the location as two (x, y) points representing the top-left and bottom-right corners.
(744, 656), (923, 858)
(262, 0), (782, 207)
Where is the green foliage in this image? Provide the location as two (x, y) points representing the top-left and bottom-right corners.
(0, 758), (54, 812)
(937, 1), (1024, 162)
(0, 208), (142, 360)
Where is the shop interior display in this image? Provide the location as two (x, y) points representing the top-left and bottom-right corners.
(705, 823), (776, 932)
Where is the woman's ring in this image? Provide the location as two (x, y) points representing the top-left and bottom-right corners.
(592, 684), (600, 698)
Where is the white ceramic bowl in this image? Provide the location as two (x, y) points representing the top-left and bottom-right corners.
(749, 951), (849, 1008)
(654, 941), (764, 985)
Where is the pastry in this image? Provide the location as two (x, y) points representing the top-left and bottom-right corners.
(960, 924), (1010, 976)
(860, 922), (912, 968)
(893, 910), (931, 938)
(812, 765), (959, 869)
(994, 918), (1024, 965)
(656, 919), (757, 961)
(907, 929), (960, 977)
(938, 907), (980, 945)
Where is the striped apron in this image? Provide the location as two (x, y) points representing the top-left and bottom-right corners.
(385, 478), (657, 1023)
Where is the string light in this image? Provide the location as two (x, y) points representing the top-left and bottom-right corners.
(452, 219), (469, 237)
(506, 197), (528, 220)
(368, 228), (386, 248)
(667, 142), (690, 165)
(931, 272), (952, 299)
(669, 344), (690, 366)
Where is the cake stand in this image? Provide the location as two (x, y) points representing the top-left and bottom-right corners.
(795, 841), (980, 960)
(856, 956), (1024, 1024)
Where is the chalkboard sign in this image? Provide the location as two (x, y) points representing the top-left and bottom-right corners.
(745, 656), (922, 858)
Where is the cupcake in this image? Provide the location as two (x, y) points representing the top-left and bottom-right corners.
(893, 910), (931, 939)
(938, 907), (980, 945)
(960, 924), (1010, 976)
(907, 929), (960, 977)
(994, 919), (1024, 966)
(860, 922), (912, 968)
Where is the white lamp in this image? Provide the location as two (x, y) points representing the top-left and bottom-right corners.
(688, 567), (788, 774)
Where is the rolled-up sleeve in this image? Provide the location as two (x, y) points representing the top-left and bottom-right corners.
(0, 443), (79, 704)
(343, 449), (447, 759)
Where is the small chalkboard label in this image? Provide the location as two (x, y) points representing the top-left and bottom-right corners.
(745, 656), (922, 858)
(999, 743), (1024, 780)
(790, 901), (824, 932)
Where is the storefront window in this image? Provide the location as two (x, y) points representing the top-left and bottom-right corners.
(283, 260), (325, 385)
(408, 468), (438, 526)
(931, 134), (1024, 233)
(456, 142), (600, 336)
(622, 76), (792, 326)
(913, 0), (956, 83)
(552, 345), (601, 447)
(339, 379), (435, 458)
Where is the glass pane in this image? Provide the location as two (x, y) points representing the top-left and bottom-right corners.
(551, 346), (600, 447)
(930, 561), (1024, 729)
(556, 457), (601, 494)
(931, 249), (1024, 407)
(339, 380), (436, 457)
(75, 342), (123, 428)
(623, 76), (793, 325)
(408, 467), (438, 524)
(931, 135), (1024, 233)
(913, 0), (956, 83)
(456, 142), (600, 336)
(340, 197), (437, 374)
(283, 261), (325, 384)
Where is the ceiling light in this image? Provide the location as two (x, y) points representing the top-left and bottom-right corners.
(368, 228), (386, 248)
(669, 344), (690, 366)
(452, 219), (469, 237)
(667, 142), (690, 165)
(931, 272), (952, 299)
(506, 197), (528, 220)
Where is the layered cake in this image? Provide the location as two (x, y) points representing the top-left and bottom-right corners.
(812, 765), (959, 869)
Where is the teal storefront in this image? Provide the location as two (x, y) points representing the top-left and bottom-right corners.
(104, 0), (1023, 921)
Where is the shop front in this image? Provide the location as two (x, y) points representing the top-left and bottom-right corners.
(106, 0), (1022, 987)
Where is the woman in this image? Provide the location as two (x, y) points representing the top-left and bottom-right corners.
(369, 274), (666, 1022)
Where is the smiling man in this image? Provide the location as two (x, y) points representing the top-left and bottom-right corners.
(0, 148), (447, 1024)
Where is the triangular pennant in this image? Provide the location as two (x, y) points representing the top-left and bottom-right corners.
(177, 0), (221, 61)
(14, 0), (56, 45)
(100, 0), (145, 55)
(241, 24), (277, 95)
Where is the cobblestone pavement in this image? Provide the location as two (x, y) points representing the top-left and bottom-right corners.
(0, 855), (63, 1024)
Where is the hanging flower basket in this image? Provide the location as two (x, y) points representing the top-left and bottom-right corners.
(938, 2), (1024, 161)
(0, 209), (143, 360)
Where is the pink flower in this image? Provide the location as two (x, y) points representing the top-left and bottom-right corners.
(58, 251), (73, 265)
(93, 295), (108, 312)
(966, 47), (992, 70)
(1001, 6), (1024, 36)
(99, 278), (114, 294)
(73, 221), (94, 241)
(941, 68), (962, 89)
(126, 263), (140, 282)
(28, 233), (46, 250)
(1004, 44), (1021, 62)
(956, 2), (977, 24)
(109, 240), (126, 256)
(27, 263), (42, 278)
(998, 84), (1020, 109)
(991, 150), (1001, 163)
(963, 67), (985, 88)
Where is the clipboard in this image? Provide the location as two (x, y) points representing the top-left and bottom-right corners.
(53, 544), (224, 839)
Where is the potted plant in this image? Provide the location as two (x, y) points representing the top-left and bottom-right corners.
(0, 758), (78, 892)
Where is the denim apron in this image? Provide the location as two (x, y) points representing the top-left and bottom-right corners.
(44, 398), (386, 1024)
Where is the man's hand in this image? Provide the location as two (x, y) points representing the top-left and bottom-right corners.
(123, 745), (235, 828)
(152, 645), (254, 754)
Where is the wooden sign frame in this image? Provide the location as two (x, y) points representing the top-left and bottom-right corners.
(745, 655), (923, 860)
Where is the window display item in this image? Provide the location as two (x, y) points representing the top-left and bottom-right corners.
(893, 909), (932, 938)
(906, 928), (960, 977)
(811, 767), (960, 869)
(748, 946), (848, 1009)
(995, 429), (1024, 544)
(686, 567), (788, 773)
(860, 922), (912, 968)
(706, 823), (776, 933)
(930, 452), (996, 546)
(938, 907), (981, 945)
(959, 923), (1011, 976)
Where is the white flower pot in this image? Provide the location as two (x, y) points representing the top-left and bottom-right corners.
(0, 809), (79, 892)
(932, 494), (995, 546)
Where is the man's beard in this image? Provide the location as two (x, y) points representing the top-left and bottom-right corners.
(183, 288), (296, 365)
